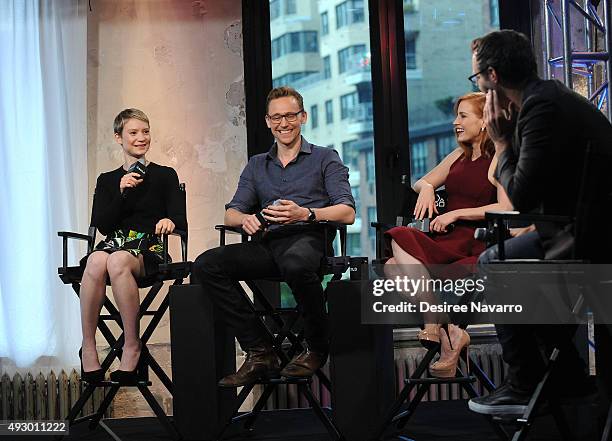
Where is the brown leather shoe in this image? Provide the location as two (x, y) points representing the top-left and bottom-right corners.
(218, 345), (281, 388)
(280, 349), (328, 379)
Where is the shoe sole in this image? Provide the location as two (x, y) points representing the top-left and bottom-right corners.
(468, 400), (527, 416)
(218, 370), (281, 388)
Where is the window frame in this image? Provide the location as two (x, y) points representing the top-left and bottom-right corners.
(340, 92), (358, 120)
(336, 0), (365, 29)
(285, 0), (296, 15)
(243, 0), (530, 236)
(338, 44), (366, 74)
(323, 55), (331, 79)
(271, 31), (319, 61)
(311, 104), (319, 129)
(321, 11), (329, 36)
(325, 99), (334, 124)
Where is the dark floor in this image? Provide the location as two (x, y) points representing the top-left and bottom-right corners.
(18, 399), (602, 441)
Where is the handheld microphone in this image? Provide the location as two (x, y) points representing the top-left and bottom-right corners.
(123, 159), (147, 197)
(128, 158), (147, 178)
(256, 199), (282, 230)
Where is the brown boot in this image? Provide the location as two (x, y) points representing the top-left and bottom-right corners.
(280, 349), (328, 379)
(218, 345), (281, 388)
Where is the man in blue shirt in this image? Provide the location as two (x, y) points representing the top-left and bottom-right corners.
(193, 86), (355, 387)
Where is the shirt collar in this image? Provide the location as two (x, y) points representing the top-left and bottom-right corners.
(266, 136), (312, 160)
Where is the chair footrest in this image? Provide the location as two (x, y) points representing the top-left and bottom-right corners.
(405, 375), (475, 385)
(58, 266), (84, 284)
(248, 376), (312, 385)
(82, 379), (152, 387)
(158, 262), (191, 275)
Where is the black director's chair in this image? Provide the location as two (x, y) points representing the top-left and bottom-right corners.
(213, 221), (350, 441)
(56, 183), (190, 441)
(476, 142), (611, 441)
(369, 176), (509, 440)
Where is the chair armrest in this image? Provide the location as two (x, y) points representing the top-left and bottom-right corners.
(318, 221), (348, 257)
(215, 224), (249, 246)
(483, 211), (573, 260)
(484, 211), (572, 224)
(370, 221), (394, 231)
(162, 229), (189, 263)
(58, 231), (95, 270)
(215, 224), (244, 234)
(318, 220), (346, 228)
(58, 231), (93, 241)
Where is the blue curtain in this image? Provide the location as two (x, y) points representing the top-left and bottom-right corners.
(0, 0), (87, 374)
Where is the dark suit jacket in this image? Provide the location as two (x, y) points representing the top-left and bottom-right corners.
(496, 79), (612, 259)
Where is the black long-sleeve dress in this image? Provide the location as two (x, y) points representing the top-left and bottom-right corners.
(81, 162), (186, 275)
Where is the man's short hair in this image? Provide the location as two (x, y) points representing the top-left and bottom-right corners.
(266, 86), (304, 113)
(471, 30), (538, 86)
(113, 108), (150, 135)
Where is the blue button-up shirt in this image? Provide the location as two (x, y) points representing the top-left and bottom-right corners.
(226, 137), (355, 214)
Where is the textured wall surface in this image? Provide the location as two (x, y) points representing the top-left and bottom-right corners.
(86, 0), (246, 416)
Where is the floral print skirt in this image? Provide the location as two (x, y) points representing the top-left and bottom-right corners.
(80, 229), (168, 276)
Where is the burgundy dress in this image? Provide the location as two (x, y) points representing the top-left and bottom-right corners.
(386, 155), (496, 266)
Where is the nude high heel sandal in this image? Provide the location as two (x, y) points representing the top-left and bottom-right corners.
(429, 327), (470, 378)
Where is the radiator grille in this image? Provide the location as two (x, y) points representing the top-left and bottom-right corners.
(0, 371), (113, 420)
(262, 345), (505, 410)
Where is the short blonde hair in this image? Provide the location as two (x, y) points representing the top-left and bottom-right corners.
(113, 108), (149, 135)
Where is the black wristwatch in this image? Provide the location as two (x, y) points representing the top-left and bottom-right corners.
(307, 207), (317, 222)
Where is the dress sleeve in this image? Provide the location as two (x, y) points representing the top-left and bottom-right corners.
(164, 167), (187, 231)
(91, 173), (124, 236)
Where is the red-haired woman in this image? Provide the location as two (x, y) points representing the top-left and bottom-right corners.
(385, 92), (513, 377)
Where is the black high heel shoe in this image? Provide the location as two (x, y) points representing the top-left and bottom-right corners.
(110, 347), (146, 386)
(79, 348), (105, 383)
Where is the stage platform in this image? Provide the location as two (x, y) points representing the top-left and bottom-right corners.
(23, 399), (582, 441)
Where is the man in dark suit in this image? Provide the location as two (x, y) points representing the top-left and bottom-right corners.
(467, 30), (612, 416)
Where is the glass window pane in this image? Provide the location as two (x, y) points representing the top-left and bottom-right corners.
(286, 0), (297, 15)
(271, 0), (281, 20)
(336, 0), (364, 28)
(340, 91), (358, 119)
(336, 2), (347, 28)
(271, 32), (319, 61)
(325, 99), (334, 124)
(338, 44), (366, 73)
(323, 55), (331, 79)
(405, 2), (500, 183)
(311, 104), (319, 129)
(489, 0), (500, 27)
(405, 32), (417, 70)
(321, 11), (329, 35)
(270, 0), (375, 259)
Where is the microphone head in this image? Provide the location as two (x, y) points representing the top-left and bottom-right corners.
(128, 159), (147, 177)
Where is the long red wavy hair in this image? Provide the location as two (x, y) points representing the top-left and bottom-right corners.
(453, 92), (494, 159)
